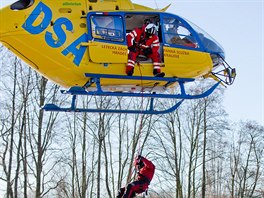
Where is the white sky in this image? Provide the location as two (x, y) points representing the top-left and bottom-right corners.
(0, 0), (263, 124)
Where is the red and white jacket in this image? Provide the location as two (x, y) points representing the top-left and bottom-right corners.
(127, 27), (160, 54)
(136, 157), (155, 183)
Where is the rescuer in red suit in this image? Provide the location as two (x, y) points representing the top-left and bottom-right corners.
(126, 20), (164, 77)
(116, 155), (155, 198)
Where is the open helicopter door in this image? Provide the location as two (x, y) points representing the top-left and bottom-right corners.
(86, 12), (127, 63)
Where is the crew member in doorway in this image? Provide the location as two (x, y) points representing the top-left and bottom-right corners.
(126, 20), (164, 77)
(117, 155), (155, 198)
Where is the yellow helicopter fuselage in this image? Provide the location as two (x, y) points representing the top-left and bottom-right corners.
(0, 0), (214, 90)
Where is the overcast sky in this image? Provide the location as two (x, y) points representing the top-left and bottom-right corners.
(1, 0), (263, 124)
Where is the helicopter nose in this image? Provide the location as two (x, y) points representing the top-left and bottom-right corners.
(201, 36), (225, 58)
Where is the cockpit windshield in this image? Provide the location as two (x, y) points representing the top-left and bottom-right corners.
(185, 18), (225, 57)
(163, 16), (198, 48)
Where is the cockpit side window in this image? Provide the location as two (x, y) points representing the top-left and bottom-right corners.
(163, 17), (198, 48)
(11, 0), (34, 10)
(90, 15), (124, 42)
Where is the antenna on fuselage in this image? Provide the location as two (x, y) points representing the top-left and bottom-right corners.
(154, 0), (159, 9)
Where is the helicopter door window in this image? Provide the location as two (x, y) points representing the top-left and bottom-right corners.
(90, 15), (124, 42)
(163, 17), (198, 48)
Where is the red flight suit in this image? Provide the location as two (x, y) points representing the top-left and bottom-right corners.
(117, 156), (155, 198)
(126, 26), (161, 75)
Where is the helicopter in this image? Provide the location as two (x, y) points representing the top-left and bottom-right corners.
(0, 0), (236, 114)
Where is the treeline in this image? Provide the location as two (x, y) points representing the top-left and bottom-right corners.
(0, 49), (264, 198)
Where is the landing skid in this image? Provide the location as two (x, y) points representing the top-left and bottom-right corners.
(42, 73), (220, 114)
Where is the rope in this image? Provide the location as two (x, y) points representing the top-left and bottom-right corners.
(136, 62), (145, 156)
(127, 62), (145, 184)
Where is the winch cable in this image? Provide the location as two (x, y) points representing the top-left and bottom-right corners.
(127, 62), (145, 183)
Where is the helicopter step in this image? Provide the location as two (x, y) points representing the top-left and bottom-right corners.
(42, 73), (220, 114)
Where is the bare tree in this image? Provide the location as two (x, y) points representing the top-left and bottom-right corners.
(26, 74), (61, 198)
(151, 83), (228, 198)
(14, 62), (34, 198)
(0, 56), (30, 198)
(1, 46), (263, 198)
(227, 121), (264, 198)
(5, 57), (19, 198)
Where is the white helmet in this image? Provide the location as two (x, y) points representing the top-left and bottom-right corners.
(145, 23), (157, 36)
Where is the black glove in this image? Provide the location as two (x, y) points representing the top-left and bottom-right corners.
(143, 47), (152, 56)
(137, 155), (142, 160)
(137, 160), (145, 169)
(128, 45), (137, 52)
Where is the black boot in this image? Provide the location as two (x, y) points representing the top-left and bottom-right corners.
(116, 187), (125, 198)
(153, 69), (165, 77)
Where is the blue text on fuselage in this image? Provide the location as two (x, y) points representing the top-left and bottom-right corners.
(22, 2), (87, 66)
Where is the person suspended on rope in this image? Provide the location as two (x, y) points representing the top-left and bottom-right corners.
(126, 19), (164, 77)
(116, 155), (155, 198)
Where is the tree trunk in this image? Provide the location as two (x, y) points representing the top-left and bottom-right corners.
(35, 78), (47, 198)
(201, 102), (207, 198)
(6, 58), (19, 198)
(97, 138), (102, 198)
(81, 113), (87, 198)
(23, 113), (28, 198)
